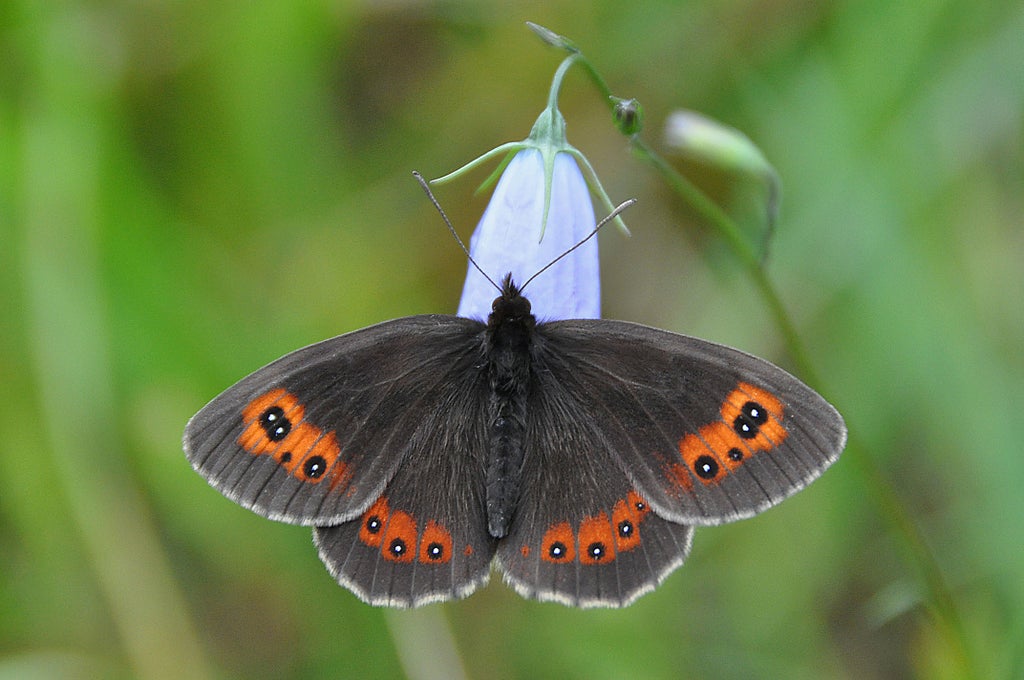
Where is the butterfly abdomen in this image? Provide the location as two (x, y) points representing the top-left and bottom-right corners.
(484, 277), (536, 538)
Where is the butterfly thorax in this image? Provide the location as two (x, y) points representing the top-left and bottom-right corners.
(483, 275), (536, 538)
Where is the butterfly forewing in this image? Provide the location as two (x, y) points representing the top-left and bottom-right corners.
(534, 320), (847, 525)
(184, 315), (488, 526)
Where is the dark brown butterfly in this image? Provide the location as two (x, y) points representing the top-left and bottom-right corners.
(184, 274), (846, 607)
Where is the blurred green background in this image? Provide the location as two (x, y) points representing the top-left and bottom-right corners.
(3, 2), (1022, 679)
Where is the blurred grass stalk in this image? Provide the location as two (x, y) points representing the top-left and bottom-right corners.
(387, 608), (467, 680)
(18, 7), (214, 678)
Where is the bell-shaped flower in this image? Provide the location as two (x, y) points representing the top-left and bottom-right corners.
(433, 71), (625, 322)
(455, 147), (600, 321)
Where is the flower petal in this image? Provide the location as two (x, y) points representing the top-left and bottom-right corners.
(457, 149), (600, 321)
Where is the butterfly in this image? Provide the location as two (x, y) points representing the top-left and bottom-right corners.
(184, 271), (846, 608)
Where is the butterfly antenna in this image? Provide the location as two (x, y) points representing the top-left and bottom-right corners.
(521, 198), (637, 292)
(413, 171), (502, 294)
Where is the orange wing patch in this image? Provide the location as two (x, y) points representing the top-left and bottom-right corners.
(238, 389), (349, 488)
(356, 496), (458, 566)
(669, 382), (789, 489)
(611, 498), (642, 552)
(578, 513), (615, 565)
(419, 520), (454, 564)
(540, 522), (576, 564)
(538, 491), (652, 565)
(381, 510), (417, 563)
(358, 496), (390, 548)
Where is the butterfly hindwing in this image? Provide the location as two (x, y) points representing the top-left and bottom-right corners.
(494, 359), (694, 607)
(533, 319), (847, 525)
(183, 315), (488, 526)
(313, 354), (498, 607)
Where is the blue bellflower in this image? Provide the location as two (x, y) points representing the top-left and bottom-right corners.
(456, 148), (599, 321)
(433, 53), (626, 322)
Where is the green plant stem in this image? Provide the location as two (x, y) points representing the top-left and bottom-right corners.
(547, 53), (581, 112)
(631, 140), (808, 365)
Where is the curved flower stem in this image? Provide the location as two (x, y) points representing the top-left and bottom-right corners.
(547, 54), (582, 112)
(630, 139), (805, 369)
(530, 25), (978, 678)
(568, 53), (616, 112)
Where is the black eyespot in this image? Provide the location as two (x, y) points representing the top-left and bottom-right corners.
(587, 542), (606, 560)
(548, 541), (568, 559)
(259, 406), (291, 441)
(694, 455), (720, 479)
(389, 538), (406, 556)
(302, 455), (327, 479)
(733, 414), (759, 439)
(728, 448), (744, 461)
(742, 400), (768, 425)
(260, 406), (283, 424)
(426, 542), (445, 560)
(634, 500), (646, 512)
(617, 520), (634, 538)
(366, 516), (382, 534)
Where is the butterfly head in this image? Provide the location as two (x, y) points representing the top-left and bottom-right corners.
(489, 274), (535, 330)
